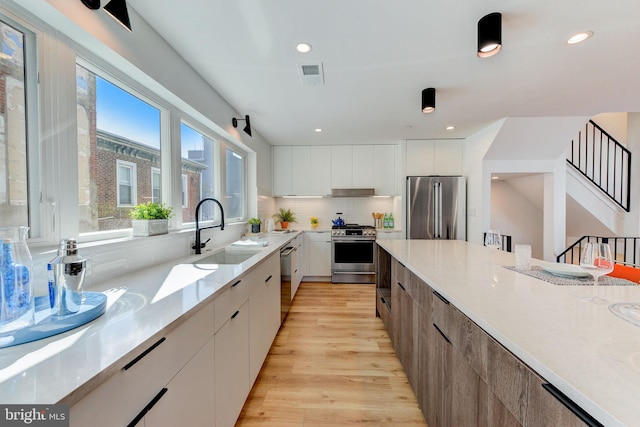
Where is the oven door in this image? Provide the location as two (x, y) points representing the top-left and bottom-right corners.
(331, 238), (376, 283)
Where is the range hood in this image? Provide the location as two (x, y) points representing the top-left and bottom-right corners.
(331, 188), (375, 197)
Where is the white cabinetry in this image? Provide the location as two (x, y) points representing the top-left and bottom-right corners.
(215, 299), (250, 427)
(145, 336), (216, 427)
(331, 145), (353, 189)
(406, 139), (463, 176)
(305, 231), (331, 277)
(249, 254), (281, 384)
(214, 251), (280, 427)
(274, 144), (397, 196)
(309, 146), (332, 196)
(352, 145), (374, 188)
(273, 146), (332, 196)
(373, 145), (396, 195)
(70, 303), (215, 427)
(273, 146), (292, 196)
(291, 234), (304, 297)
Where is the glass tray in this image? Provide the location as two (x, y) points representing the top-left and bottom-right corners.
(0, 292), (107, 348)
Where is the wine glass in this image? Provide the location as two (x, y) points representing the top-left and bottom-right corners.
(484, 230), (502, 263)
(579, 242), (614, 304)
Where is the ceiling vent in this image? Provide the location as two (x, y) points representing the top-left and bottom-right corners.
(299, 63), (324, 86)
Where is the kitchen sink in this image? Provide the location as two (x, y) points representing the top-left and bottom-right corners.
(191, 248), (261, 265)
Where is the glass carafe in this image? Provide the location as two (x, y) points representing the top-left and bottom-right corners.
(0, 226), (35, 333)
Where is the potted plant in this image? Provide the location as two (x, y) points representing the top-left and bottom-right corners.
(129, 201), (173, 236)
(248, 217), (261, 233)
(274, 208), (296, 230)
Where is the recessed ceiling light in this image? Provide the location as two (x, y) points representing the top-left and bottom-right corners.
(295, 43), (312, 53)
(314, 128), (322, 132)
(567, 31), (593, 45)
(446, 125), (455, 131)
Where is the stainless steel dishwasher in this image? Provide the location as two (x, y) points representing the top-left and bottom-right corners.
(280, 245), (297, 322)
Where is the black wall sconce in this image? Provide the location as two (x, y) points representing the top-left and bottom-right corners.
(104, 0), (132, 31)
(477, 12), (502, 58)
(422, 88), (436, 114)
(81, 0), (100, 10)
(232, 115), (252, 137)
(81, 0), (132, 31)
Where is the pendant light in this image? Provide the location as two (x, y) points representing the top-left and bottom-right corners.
(421, 88), (436, 114)
(477, 12), (502, 58)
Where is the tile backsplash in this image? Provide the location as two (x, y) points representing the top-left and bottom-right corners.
(263, 196), (402, 230)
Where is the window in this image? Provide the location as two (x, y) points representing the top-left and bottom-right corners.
(180, 122), (214, 223)
(181, 174), (188, 208)
(117, 160), (136, 206)
(151, 167), (161, 203)
(225, 147), (245, 220)
(77, 63), (162, 234)
(0, 18), (36, 230)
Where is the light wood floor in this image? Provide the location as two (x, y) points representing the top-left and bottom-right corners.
(236, 282), (427, 426)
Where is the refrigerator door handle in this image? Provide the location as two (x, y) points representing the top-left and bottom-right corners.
(433, 181), (442, 239)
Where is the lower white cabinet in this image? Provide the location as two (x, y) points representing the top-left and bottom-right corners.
(69, 302), (215, 427)
(292, 234), (304, 297)
(214, 300), (250, 427)
(145, 336), (216, 426)
(249, 259), (281, 384)
(305, 231), (331, 277)
(70, 252), (282, 427)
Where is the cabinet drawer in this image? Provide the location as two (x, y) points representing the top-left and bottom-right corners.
(431, 288), (451, 338)
(215, 275), (255, 331)
(70, 302), (214, 427)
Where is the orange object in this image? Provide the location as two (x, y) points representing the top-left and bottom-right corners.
(608, 263), (640, 284)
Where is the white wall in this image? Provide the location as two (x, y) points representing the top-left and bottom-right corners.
(463, 120), (503, 245)
(491, 178), (544, 259)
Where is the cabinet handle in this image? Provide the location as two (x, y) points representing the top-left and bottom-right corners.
(127, 387), (169, 427)
(231, 280), (242, 288)
(380, 296), (386, 304)
(231, 310), (240, 319)
(433, 290), (450, 304)
(397, 282), (406, 291)
(432, 323), (451, 344)
(265, 275), (272, 282)
(123, 337), (166, 371)
(541, 383), (603, 427)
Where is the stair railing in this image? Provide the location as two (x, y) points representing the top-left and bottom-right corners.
(557, 235), (640, 266)
(567, 120), (631, 212)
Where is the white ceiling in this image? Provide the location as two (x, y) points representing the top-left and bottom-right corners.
(127, 0), (640, 146)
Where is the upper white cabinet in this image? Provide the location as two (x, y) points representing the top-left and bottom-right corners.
(273, 145), (293, 196)
(309, 146), (332, 195)
(406, 139), (463, 176)
(373, 145), (396, 195)
(273, 145), (332, 196)
(273, 144), (398, 196)
(331, 145), (353, 189)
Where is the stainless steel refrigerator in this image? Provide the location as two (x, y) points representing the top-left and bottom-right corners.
(407, 176), (466, 240)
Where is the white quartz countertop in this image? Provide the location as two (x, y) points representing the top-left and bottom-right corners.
(377, 239), (640, 427)
(0, 232), (300, 406)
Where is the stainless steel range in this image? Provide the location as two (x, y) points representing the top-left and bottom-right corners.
(331, 224), (377, 284)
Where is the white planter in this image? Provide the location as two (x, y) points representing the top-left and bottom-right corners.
(132, 219), (169, 237)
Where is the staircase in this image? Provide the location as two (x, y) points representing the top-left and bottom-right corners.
(567, 120), (631, 212)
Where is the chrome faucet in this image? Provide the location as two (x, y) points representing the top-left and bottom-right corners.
(193, 198), (225, 254)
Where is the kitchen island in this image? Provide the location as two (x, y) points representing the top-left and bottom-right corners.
(0, 231), (301, 426)
(376, 239), (640, 427)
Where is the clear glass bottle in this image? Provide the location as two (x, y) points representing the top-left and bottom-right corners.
(0, 226), (34, 333)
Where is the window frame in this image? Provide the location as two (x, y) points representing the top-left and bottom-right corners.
(0, 12), (41, 238)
